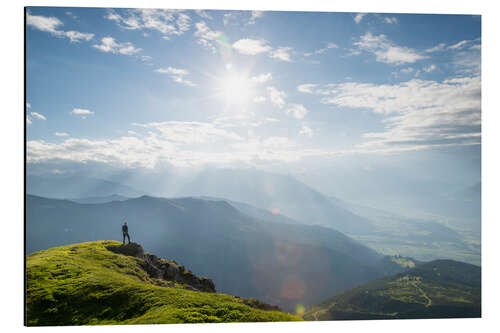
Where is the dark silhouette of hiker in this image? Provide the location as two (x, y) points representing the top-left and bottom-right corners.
(122, 221), (130, 244)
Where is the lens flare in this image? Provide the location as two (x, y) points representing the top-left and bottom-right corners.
(295, 303), (306, 316)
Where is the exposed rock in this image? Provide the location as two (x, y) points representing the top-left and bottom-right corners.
(106, 242), (216, 292)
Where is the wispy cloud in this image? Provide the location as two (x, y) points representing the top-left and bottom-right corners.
(155, 67), (196, 87)
(285, 104), (308, 119)
(55, 132), (69, 137)
(195, 10), (213, 20)
(250, 73), (272, 83)
(269, 47), (293, 62)
(253, 96), (266, 103)
(297, 84), (319, 94)
(133, 121), (242, 144)
(92, 37), (142, 55)
(383, 16), (398, 24)
(232, 38), (294, 62)
(448, 40), (469, 50)
(26, 12), (94, 43)
(267, 86), (287, 109)
(354, 13), (367, 24)
(423, 64), (437, 72)
(30, 112), (46, 120)
(301, 76), (481, 151)
(353, 32), (427, 65)
(70, 108), (94, 119)
(425, 43), (446, 53)
(105, 9), (191, 39)
(232, 38), (272, 55)
(300, 125), (313, 138)
(248, 11), (264, 25)
(304, 42), (338, 57)
(194, 21), (225, 53)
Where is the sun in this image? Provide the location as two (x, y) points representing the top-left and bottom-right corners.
(215, 67), (254, 107)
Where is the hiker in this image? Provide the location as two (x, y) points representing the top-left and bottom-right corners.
(122, 221), (130, 244)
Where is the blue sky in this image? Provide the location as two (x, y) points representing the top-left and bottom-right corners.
(26, 7), (481, 189)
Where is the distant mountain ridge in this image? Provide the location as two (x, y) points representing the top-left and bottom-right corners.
(178, 168), (375, 235)
(27, 175), (144, 199)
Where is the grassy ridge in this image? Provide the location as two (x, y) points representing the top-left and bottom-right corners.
(304, 259), (481, 320)
(26, 241), (302, 326)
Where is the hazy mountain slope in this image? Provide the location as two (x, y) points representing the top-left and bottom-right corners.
(26, 241), (301, 326)
(69, 194), (130, 204)
(178, 168), (375, 234)
(333, 199), (481, 265)
(26, 195), (384, 311)
(27, 175), (144, 199)
(304, 260), (481, 320)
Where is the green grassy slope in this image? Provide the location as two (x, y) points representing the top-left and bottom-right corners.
(303, 259), (481, 320)
(26, 241), (302, 326)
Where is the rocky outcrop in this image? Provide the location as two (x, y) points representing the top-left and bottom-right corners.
(106, 242), (216, 293)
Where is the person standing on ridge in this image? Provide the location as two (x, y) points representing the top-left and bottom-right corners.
(122, 221), (130, 244)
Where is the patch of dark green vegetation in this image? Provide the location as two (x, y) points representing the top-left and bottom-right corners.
(303, 259), (481, 321)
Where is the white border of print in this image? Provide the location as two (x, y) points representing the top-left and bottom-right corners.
(3, 1), (498, 333)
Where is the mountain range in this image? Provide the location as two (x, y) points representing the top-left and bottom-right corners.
(27, 194), (404, 312)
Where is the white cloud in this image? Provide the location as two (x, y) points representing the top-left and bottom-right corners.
(423, 64), (437, 72)
(448, 40), (469, 50)
(70, 108), (94, 119)
(27, 116), (32, 125)
(248, 11), (264, 25)
(424, 43), (446, 53)
(307, 76), (481, 150)
(141, 55), (152, 62)
(253, 96), (266, 103)
(425, 43), (446, 53)
(26, 13), (63, 33)
(27, 103), (31, 109)
(194, 21), (224, 53)
(132, 121), (242, 144)
(195, 10), (213, 20)
(232, 38), (272, 55)
(354, 13), (367, 24)
(383, 17), (398, 24)
(30, 112), (46, 120)
(105, 9), (191, 39)
(285, 104), (308, 119)
(55, 132), (69, 137)
(300, 125), (313, 138)
(267, 86), (287, 109)
(92, 37), (142, 56)
(305, 42), (339, 57)
(64, 31), (94, 43)
(250, 73), (272, 84)
(269, 47), (293, 62)
(232, 39), (293, 62)
(297, 84), (318, 94)
(223, 13), (235, 26)
(26, 12), (94, 43)
(392, 67), (414, 77)
(27, 131), (335, 169)
(353, 32), (427, 65)
(155, 67), (196, 87)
